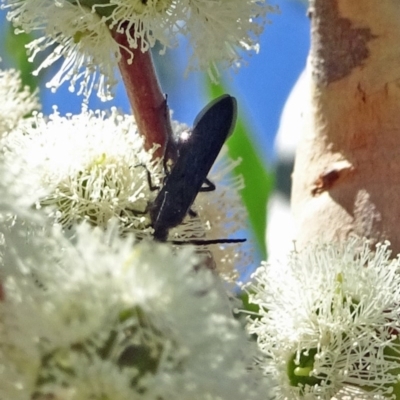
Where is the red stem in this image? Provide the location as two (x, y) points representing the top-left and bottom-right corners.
(112, 25), (172, 158)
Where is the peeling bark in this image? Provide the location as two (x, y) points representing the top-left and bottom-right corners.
(291, 0), (400, 251)
(310, 0), (377, 84)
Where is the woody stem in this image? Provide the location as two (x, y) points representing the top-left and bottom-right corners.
(112, 24), (172, 158)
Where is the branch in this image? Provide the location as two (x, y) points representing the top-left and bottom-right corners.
(112, 25), (173, 158)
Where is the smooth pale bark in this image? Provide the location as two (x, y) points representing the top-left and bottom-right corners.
(291, 0), (400, 251)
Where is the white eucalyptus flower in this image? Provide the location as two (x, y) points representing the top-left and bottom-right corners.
(108, 0), (275, 80)
(3, 0), (120, 100)
(0, 66), (39, 135)
(0, 219), (268, 400)
(3, 107), (162, 237)
(2, 107), (248, 278)
(2, 0), (276, 98)
(193, 150), (251, 281)
(245, 238), (400, 399)
(182, 0), (272, 81)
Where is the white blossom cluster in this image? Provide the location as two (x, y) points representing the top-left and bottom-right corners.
(0, 65), (39, 135)
(3, 107), (163, 235)
(0, 213), (268, 400)
(1, 104), (248, 278)
(1, 0), (276, 99)
(0, 86), (268, 398)
(0, 0), (272, 395)
(245, 238), (400, 399)
(194, 152), (252, 280)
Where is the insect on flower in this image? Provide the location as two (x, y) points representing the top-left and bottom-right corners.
(149, 94), (246, 245)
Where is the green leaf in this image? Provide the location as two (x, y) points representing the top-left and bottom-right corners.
(207, 82), (274, 260)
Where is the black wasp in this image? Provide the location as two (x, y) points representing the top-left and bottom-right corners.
(138, 94), (246, 245)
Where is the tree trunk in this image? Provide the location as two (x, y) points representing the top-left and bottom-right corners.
(291, 0), (400, 252)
